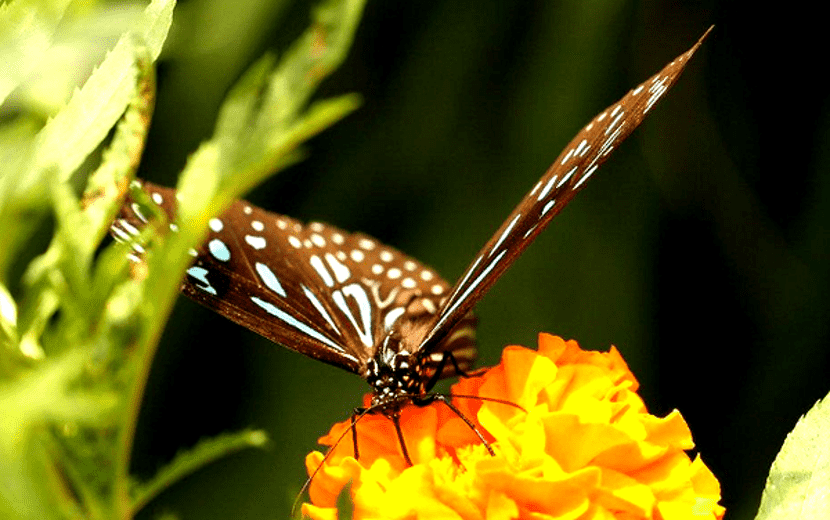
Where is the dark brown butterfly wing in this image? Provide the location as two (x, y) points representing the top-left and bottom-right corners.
(415, 28), (712, 356)
(112, 29), (708, 382)
(112, 182), (476, 376)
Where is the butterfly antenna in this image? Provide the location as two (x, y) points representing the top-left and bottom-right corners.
(291, 406), (376, 516)
(446, 393), (527, 413)
(426, 392), (527, 459)
(427, 395), (493, 456)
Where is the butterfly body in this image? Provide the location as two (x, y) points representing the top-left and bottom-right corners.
(112, 29), (710, 462)
(365, 345), (422, 409)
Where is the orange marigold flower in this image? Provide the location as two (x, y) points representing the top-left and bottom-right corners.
(302, 333), (725, 520)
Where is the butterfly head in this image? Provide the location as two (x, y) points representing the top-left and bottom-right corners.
(365, 336), (427, 412)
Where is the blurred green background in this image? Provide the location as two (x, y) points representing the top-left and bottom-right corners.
(123, 1), (828, 519)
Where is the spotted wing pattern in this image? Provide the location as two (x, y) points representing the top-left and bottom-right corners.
(416, 29), (711, 355)
(112, 182), (477, 377)
(112, 30), (708, 384)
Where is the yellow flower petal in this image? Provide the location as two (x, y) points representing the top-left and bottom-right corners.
(302, 333), (724, 520)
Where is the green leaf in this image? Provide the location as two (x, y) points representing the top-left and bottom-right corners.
(29, 0), (174, 189)
(0, 282), (17, 353)
(109, 1), (369, 513)
(0, 0), (174, 280)
(0, 347), (117, 520)
(2, 0), (369, 517)
(81, 44), (156, 250)
(178, 0), (366, 213)
(755, 391), (830, 520)
(0, 0), (75, 105)
(130, 429), (269, 515)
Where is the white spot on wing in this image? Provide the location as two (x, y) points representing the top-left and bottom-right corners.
(208, 239), (231, 262)
(250, 296), (347, 354)
(574, 165), (599, 189)
(187, 266), (217, 295)
(245, 235), (266, 249)
(255, 262), (286, 297)
(333, 284), (374, 347)
(384, 307), (405, 331)
(556, 166), (578, 189)
(311, 234), (326, 247)
(131, 203), (148, 223)
(574, 139), (588, 157)
(301, 284), (339, 333)
(490, 213), (521, 256)
(111, 225), (130, 242)
(325, 253), (351, 283)
(118, 219), (140, 236)
(310, 255), (334, 287)
(537, 176), (558, 201)
(561, 147), (575, 165)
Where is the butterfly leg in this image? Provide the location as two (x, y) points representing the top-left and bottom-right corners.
(351, 408), (364, 460)
(434, 394), (496, 456)
(391, 413), (414, 466)
(424, 351), (485, 392)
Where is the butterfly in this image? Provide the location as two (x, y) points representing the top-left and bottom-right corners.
(112, 29), (710, 465)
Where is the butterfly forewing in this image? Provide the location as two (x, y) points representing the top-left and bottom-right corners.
(416, 29), (711, 355)
(112, 182), (477, 376)
(111, 29), (708, 395)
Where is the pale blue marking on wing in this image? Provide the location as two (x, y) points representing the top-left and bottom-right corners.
(250, 296), (349, 355)
(187, 266), (218, 295)
(332, 283), (373, 348)
(208, 239), (231, 262)
(255, 262), (286, 297)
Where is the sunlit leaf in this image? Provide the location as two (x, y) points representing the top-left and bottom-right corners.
(756, 392), (830, 520)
